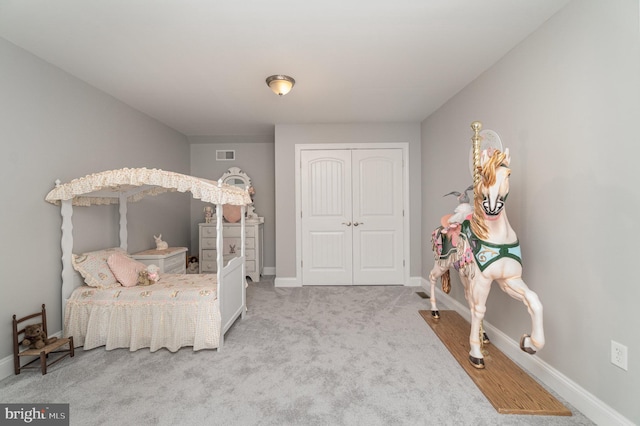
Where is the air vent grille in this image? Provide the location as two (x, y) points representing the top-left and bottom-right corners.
(216, 150), (235, 161)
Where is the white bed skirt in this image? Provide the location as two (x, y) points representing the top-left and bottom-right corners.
(65, 301), (221, 352)
(65, 282), (222, 352)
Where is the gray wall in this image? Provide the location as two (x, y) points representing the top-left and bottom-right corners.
(188, 135), (275, 270)
(274, 123), (422, 283)
(0, 38), (191, 360)
(421, 0), (639, 421)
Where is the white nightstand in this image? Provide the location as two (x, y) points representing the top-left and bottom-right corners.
(131, 247), (188, 274)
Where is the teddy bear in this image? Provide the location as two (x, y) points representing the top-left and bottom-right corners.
(137, 265), (160, 286)
(137, 270), (152, 286)
(21, 323), (58, 349)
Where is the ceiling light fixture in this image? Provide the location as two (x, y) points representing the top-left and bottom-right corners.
(266, 75), (295, 96)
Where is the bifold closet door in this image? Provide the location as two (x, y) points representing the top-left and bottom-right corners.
(301, 150), (353, 285)
(300, 149), (404, 285)
(351, 149), (404, 285)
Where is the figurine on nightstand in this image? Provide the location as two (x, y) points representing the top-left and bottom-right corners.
(154, 234), (168, 250)
(204, 206), (214, 223)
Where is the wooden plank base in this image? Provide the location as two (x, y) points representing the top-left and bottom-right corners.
(419, 310), (572, 416)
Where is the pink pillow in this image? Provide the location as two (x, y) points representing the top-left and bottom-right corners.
(107, 252), (148, 287)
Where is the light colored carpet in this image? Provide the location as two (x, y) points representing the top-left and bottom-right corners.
(0, 277), (593, 426)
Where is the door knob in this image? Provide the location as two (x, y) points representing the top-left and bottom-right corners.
(342, 222), (352, 226)
(353, 222), (363, 226)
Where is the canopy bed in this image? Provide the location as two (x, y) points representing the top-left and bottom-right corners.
(45, 168), (252, 352)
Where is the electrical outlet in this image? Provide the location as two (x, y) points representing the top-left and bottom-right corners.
(611, 340), (628, 371)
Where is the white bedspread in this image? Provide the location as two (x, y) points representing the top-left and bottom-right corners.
(64, 274), (220, 352)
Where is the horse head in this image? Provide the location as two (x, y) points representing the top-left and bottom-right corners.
(470, 148), (511, 239)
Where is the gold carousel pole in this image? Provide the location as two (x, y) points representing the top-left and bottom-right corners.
(470, 121), (488, 241)
(470, 121), (488, 353)
(471, 121), (482, 190)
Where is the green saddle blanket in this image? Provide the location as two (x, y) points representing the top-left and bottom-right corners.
(460, 220), (522, 272)
(432, 221), (523, 273)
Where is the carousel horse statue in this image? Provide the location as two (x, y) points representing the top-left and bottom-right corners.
(428, 123), (544, 369)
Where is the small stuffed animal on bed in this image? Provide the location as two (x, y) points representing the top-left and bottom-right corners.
(147, 264), (160, 283)
(154, 234), (169, 250)
(137, 270), (152, 286)
(137, 265), (160, 286)
(21, 323), (58, 349)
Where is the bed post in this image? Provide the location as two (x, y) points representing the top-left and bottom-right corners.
(60, 198), (74, 326)
(215, 201), (223, 288)
(240, 203), (247, 316)
(119, 193), (128, 251)
(216, 179), (224, 348)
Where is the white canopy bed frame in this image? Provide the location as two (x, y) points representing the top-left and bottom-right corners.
(45, 168), (252, 351)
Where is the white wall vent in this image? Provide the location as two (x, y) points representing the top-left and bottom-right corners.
(216, 150), (235, 161)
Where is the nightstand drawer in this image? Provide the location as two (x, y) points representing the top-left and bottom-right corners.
(165, 264), (186, 274)
(244, 238), (255, 249)
(164, 253), (185, 271)
(200, 259), (216, 273)
(202, 249), (255, 262)
(201, 236), (254, 250)
(200, 254), (238, 272)
(202, 225), (256, 238)
(223, 226), (255, 238)
(201, 226), (217, 238)
(201, 237), (216, 249)
(201, 249), (216, 262)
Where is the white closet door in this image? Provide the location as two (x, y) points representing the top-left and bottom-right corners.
(301, 148), (404, 285)
(352, 149), (404, 285)
(301, 150), (353, 285)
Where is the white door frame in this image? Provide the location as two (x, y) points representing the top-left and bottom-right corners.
(295, 142), (410, 286)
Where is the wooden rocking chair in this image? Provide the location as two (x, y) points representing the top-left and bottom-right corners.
(12, 304), (74, 375)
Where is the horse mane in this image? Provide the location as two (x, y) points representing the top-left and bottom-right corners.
(470, 149), (509, 240)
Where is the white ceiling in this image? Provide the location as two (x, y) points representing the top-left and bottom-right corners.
(0, 0), (570, 136)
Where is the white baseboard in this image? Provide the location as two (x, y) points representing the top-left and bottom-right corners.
(420, 279), (634, 426)
(274, 277), (301, 287)
(262, 266), (276, 276)
(0, 353), (14, 380)
(407, 276), (422, 287)
(274, 276), (422, 288)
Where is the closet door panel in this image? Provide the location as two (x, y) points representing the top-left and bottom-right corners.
(352, 149), (404, 284)
(300, 150), (353, 285)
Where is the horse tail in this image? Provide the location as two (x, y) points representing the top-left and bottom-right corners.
(442, 270), (451, 294)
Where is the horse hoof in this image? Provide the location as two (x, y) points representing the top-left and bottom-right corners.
(469, 355), (485, 369)
(431, 310), (440, 319)
(482, 332), (491, 345)
(520, 334), (536, 355)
